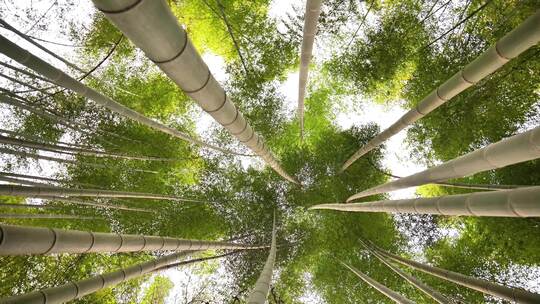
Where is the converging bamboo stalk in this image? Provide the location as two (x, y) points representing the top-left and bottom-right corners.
(90, 0), (298, 184)
(0, 223), (264, 255)
(311, 186), (540, 217)
(340, 11), (540, 172)
(347, 125), (540, 201)
(340, 261), (415, 304)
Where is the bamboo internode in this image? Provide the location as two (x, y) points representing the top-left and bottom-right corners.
(312, 186), (540, 217)
(347, 126), (540, 201)
(340, 261), (415, 304)
(0, 224), (264, 255)
(0, 251), (191, 304)
(298, 0), (322, 139)
(341, 11), (540, 172)
(372, 244), (540, 304)
(91, 0), (298, 184)
(246, 217), (277, 303)
(0, 184), (206, 203)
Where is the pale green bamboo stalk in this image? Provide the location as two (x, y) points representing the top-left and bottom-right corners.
(371, 244), (540, 304)
(340, 261), (415, 304)
(0, 134), (179, 162)
(298, 0), (322, 140)
(434, 181), (520, 191)
(246, 216), (277, 303)
(312, 186), (540, 217)
(347, 126), (540, 201)
(0, 251), (191, 304)
(0, 214), (98, 220)
(0, 184), (207, 203)
(0, 146), (159, 174)
(341, 11), (540, 172)
(0, 34), (245, 156)
(358, 239), (451, 304)
(0, 223), (264, 255)
(91, 0), (298, 184)
(0, 128), (93, 150)
(0, 203), (56, 209)
(154, 249), (242, 272)
(0, 171), (101, 188)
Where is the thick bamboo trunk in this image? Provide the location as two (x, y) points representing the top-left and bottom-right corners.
(90, 0), (298, 184)
(0, 214), (98, 220)
(311, 186), (540, 217)
(246, 217), (277, 303)
(340, 261), (414, 304)
(0, 146), (158, 174)
(358, 239), (450, 304)
(0, 184), (206, 203)
(298, 0), (322, 139)
(0, 251), (191, 304)
(370, 244), (540, 304)
(0, 134), (179, 162)
(340, 11), (540, 172)
(0, 223), (264, 255)
(347, 126), (540, 201)
(0, 35), (243, 156)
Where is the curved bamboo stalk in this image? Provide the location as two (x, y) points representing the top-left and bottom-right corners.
(340, 11), (540, 172)
(0, 213), (99, 220)
(358, 239), (451, 304)
(0, 251), (191, 304)
(0, 35), (246, 157)
(0, 172), (101, 188)
(311, 186), (540, 217)
(91, 0), (298, 184)
(347, 125), (540, 201)
(0, 223), (264, 255)
(246, 216), (277, 303)
(298, 0), (322, 140)
(340, 261), (415, 304)
(0, 184), (208, 203)
(0, 134), (180, 162)
(0, 147), (159, 174)
(371, 244), (540, 304)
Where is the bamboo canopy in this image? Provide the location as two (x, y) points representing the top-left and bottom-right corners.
(340, 11), (540, 172)
(0, 223), (263, 255)
(0, 34), (242, 156)
(298, 0), (322, 139)
(347, 125), (540, 201)
(90, 0), (299, 184)
(340, 261), (415, 304)
(359, 239), (451, 304)
(371, 244), (540, 304)
(312, 186), (540, 217)
(0, 184), (207, 203)
(246, 216), (277, 303)
(0, 251), (191, 304)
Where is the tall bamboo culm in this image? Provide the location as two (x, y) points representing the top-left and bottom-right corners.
(311, 186), (540, 217)
(90, 0), (298, 184)
(246, 216), (277, 303)
(370, 243), (540, 304)
(340, 11), (540, 172)
(347, 125), (540, 201)
(0, 35), (240, 156)
(0, 251), (191, 304)
(0, 223), (264, 255)
(340, 261), (414, 304)
(298, 0), (322, 139)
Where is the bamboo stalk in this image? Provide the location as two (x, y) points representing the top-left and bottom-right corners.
(298, 0), (322, 140)
(347, 126), (540, 201)
(0, 172), (101, 188)
(154, 249), (242, 272)
(0, 214), (99, 220)
(246, 215), (277, 303)
(0, 184), (208, 203)
(0, 34), (246, 156)
(0, 128), (93, 150)
(340, 261), (415, 304)
(0, 223), (265, 255)
(91, 0), (298, 184)
(340, 11), (540, 172)
(311, 186), (540, 217)
(370, 243), (540, 304)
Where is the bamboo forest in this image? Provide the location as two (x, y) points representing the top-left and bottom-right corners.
(0, 0), (539, 303)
